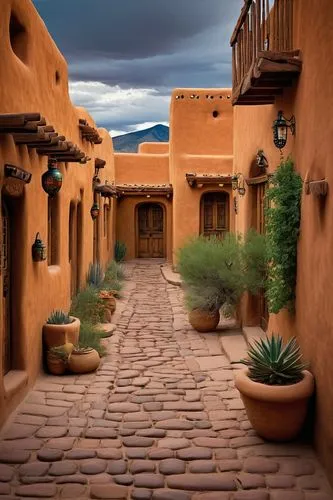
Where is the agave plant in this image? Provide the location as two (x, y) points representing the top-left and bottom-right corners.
(237, 335), (308, 386)
(114, 241), (127, 262)
(86, 262), (104, 288)
(47, 310), (73, 325)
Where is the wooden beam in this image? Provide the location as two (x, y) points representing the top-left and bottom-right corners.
(0, 113), (41, 127)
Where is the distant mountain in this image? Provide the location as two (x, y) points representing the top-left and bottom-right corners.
(113, 124), (169, 153)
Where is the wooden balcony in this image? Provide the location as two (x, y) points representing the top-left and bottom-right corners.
(230, 0), (302, 105)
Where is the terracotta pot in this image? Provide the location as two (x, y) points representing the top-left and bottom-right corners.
(188, 309), (220, 332)
(99, 291), (116, 322)
(235, 369), (315, 441)
(68, 348), (100, 374)
(43, 317), (80, 348)
(47, 355), (67, 375)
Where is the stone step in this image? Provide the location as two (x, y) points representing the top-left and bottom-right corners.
(242, 326), (266, 346)
(219, 331), (247, 367)
(160, 264), (182, 286)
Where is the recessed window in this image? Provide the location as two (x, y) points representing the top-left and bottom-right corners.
(55, 71), (60, 84)
(48, 196), (60, 266)
(212, 110), (219, 118)
(9, 12), (28, 63)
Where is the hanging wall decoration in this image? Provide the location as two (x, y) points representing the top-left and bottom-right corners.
(42, 159), (63, 197)
(32, 233), (47, 261)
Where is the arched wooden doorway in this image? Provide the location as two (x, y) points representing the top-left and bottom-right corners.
(137, 203), (165, 258)
(1, 198), (11, 374)
(200, 191), (229, 238)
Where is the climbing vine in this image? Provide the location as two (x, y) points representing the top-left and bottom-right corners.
(265, 156), (302, 314)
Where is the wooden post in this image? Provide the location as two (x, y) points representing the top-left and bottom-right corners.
(257, 0), (262, 54)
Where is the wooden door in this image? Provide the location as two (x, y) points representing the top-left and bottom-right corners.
(252, 182), (268, 330)
(138, 204), (164, 258)
(201, 192), (229, 238)
(2, 199), (11, 375)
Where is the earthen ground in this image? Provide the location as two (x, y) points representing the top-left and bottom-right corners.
(0, 261), (331, 499)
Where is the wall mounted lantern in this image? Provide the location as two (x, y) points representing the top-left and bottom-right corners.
(232, 173), (246, 196)
(42, 159), (63, 197)
(32, 233), (47, 261)
(90, 202), (100, 220)
(256, 150), (268, 169)
(272, 110), (296, 149)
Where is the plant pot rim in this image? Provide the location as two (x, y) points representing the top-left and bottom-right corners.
(235, 368), (314, 403)
(71, 347), (95, 355)
(45, 316), (80, 327)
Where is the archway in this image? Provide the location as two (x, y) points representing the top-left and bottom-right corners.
(200, 191), (229, 238)
(137, 203), (165, 258)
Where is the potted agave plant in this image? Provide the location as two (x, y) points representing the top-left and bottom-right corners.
(43, 310), (80, 348)
(234, 335), (314, 441)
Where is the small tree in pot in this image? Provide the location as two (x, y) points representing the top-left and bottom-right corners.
(177, 231), (266, 332)
(234, 334), (314, 441)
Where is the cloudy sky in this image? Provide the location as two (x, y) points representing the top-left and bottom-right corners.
(33, 0), (243, 136)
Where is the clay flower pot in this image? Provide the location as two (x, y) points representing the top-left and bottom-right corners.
(235, 368), (315, 441)
(43, 317), (80, 348)
(46, 354), (67, 375)
(99, 290), (117, 322)
(68, 348), (100, 374)
(188, 309), (220, 332)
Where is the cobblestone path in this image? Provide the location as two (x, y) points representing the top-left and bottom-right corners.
(0, 262), (332, 499)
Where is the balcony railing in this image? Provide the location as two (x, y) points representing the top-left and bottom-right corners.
(230, 0), (301, 105)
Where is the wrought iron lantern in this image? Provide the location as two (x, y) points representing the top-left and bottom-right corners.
(90, 202), (100, 220)
(42, 159), (62, 197)
(32, 233), (47, 261)
(256, 149), (268, 169)
(272, 110), (296, 149)
(232, 173), (246, 197)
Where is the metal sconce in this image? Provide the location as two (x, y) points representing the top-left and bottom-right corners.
(90, 202), (100, 220)
(42, 159), (63, 197)
(32, 233), (47, 261)
(256, 150), (268, 169)
(272, 110), (296, 149)
(232, 173), (246, 197)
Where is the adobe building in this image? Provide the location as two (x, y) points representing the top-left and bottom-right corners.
(0, 0), (116, 425)
(115, 88), (235, 263)
(229, 0), (333, 484)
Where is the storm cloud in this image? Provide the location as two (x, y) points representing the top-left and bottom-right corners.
(33, 0), (243, 134)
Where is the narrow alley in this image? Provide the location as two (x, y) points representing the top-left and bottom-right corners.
(0, 262), (331, 499)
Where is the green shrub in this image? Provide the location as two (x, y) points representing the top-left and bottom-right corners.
(77, 321), (106, 357)
(70, 285), (105, 324)
(265, 157), (302, 313)
(178, 231), (266, 312)
(47, 310), (73, 325)
(114, 241), (127, 262)
(103, 260), (125, 291)
(235, 334), (308, 385)
(86, 262), (104, 288)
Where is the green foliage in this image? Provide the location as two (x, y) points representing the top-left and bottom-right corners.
(86, 262), (104, 288)
(47, 310), (73, 325)
(77, 321), (106, 357)
(114, 240), (127, 262)
(265, 157), (302, 313)
(70, 285), (105, 324)
(48, 345), (69, 361)
(177, 230), (266, 312)
(103, 260), (125, 293)
(236, 334), (308, 385)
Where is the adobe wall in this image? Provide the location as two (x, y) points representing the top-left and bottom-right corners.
(116, 196), (173, 262)
(233, 0), (333, 483)
(0, 0), (115, 425)
(114, 153), (169, 185)
(138, 142), (169, 154)
(170, 89), (234, 260)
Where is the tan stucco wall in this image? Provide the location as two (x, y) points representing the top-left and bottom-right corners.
(0, 0), (115, 424)
(115, 153), (169, 185)
(116, 196), (173, 262)
(138, 142), (169, 154)
(170, 89), (234, 260)
(232, 0), (333, 482)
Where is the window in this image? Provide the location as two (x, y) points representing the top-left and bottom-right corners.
(48, 196), (59, 265)
(9, 12), (28, 63)
(200, 192), (229, 238)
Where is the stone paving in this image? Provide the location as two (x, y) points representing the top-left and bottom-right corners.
(0, 261), (332, 499)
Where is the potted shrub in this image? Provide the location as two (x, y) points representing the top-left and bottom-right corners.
(67, 322), (104, 374)
(234, 334), (314, 441)
(43, 310), (80, 348)
(177, 232), (266, 332)
(47, 345), (72, 375)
